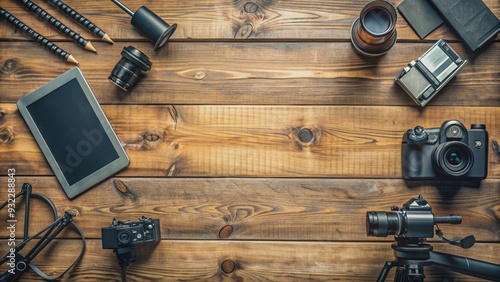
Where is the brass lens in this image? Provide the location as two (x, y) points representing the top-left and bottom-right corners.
(350, 0), (397, 57)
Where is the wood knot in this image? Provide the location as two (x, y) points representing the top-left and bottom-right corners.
(244, 2), (259, 13)
(234, 23), (253, 39)
(219, 225), (233, 239)
(0, 109), (5, 120)
(194, 71), (205, 80)
(142, 132), (162, 149)
(298, 128), (314, 143)
(0, 127), (15, 144)
(221, 260), (236, 274)
(290, 126), (321, 151)
(113, 179), (137, 200)
(1, 59), (19, 73)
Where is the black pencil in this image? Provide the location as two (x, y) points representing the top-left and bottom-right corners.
(0, 8), (79, 65)
(46, 0), (113, 44)
(16, 0), (97, 52)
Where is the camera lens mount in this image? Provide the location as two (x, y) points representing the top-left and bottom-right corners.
(433, 141), (474, 177)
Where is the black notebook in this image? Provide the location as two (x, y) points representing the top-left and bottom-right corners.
(430, 0), (500, 51)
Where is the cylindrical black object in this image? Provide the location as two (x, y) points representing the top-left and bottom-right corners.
(111, 0), (177, 52)
(109, 46), (152, 91)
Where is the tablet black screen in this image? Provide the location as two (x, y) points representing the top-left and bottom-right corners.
(27, 78), (119, 185)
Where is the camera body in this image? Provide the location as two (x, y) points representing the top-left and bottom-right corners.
(102, 216), (160, 249)
(401, 120), (488, 181)
(366, 195), (462, 238)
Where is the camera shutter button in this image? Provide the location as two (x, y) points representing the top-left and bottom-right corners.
(471, 124), (485, 129)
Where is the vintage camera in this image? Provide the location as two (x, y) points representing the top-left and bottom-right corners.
(102, 216), (160, 249)
(401, 120), (488, 180)
(366, 195), (462, 238)
(395, 39), (467, 107)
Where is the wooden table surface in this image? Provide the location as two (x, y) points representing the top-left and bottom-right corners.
(1, 0), (499, 281)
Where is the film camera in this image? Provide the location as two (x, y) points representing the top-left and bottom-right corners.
(401, 120), (488, 181)
(102, 216), (160, 249)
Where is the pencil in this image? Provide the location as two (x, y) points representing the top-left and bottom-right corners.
(0, 8), (79, 65)
(16, 0), (97, 52)
(46, 0), (114, 44)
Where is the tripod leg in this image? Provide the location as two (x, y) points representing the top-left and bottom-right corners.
(377, 261), (397, 282)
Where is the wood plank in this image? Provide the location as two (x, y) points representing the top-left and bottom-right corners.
(1, 104), (499, 178)
(0, 177), (498, 240)
(1, 42), (499, 105)
(1, 0), (498, 42)
(0, 240), (498, 281)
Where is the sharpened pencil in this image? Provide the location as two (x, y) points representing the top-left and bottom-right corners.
(46, 0), (114, 44)
(0, 8), (79, 65)
(16, 0), (97, 52)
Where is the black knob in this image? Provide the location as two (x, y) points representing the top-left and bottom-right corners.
(408, 126), (429, 142)
(471, 124), (486, 130)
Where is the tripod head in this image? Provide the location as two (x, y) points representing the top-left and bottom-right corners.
(366, 195), (500, 281)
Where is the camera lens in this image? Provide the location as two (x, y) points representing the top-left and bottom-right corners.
(366, 211), (403, 237)
(350, 0), (397, 57)
(433, 141), (474, 177)
(447, 150), (463, 166)
(109, 46), (152, 92)
(117, 230), (133, 245)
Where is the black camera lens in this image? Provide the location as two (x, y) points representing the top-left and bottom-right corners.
(109, 46), (152, 92)
(433, 142), (474, 177)
(366, 211), (403, 237)
(117, 230), (133, 245)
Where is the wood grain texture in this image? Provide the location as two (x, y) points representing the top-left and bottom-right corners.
(1, 104), (499, 178)
(0, 42), (499, 105)
(1, 0), (498, 42)
(0, 240), (498, 281)
(1, 0), (499, 280)
(1, 177), (498, 241)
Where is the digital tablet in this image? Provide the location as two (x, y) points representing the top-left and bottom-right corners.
(17, 67), (129, 199)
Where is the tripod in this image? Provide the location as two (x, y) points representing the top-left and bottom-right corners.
(377, 237), (500, 282)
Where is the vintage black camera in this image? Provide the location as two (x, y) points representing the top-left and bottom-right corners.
(401, 120), (488, 180)
(102, 216), (160, 249)
(366, 195), (462, 238)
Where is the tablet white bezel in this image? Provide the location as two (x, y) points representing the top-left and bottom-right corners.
(17, 67), (129, 199)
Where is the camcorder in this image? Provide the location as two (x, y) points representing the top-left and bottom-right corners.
(102, 216), (160, 249)
(366, 195), (462, 239)
(401, 120), (488, 181)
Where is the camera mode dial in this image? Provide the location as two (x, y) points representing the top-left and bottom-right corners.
(408, 126), (428, 142)
(471, 124), (485, 129)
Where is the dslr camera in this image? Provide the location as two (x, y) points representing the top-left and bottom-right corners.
(401, 120), (488, 180)
(366, 195), (462, 238)
(102, 216), (160, 249)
